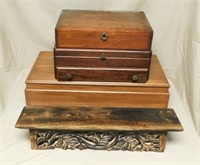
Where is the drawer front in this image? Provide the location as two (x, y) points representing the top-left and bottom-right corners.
(56, 67), (149, 83)
(54, 48), (152, 58)
(55, 56), (150, 68)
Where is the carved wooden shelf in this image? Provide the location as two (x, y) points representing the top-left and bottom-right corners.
(16, 106), (183, 152)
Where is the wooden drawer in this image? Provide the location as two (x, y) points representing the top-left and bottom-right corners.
(54, 48), (151, 82)
(55, 10), (153, 50)
(54, 48), (151, 68)
(55, 67), (149, 83)
(55, 56), (150, 68)
(54, 48), (152, 58)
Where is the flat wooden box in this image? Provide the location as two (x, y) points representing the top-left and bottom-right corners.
(25, 51), (169, 108)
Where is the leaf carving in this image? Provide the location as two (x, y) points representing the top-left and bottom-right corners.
(35, 131), (161, 152)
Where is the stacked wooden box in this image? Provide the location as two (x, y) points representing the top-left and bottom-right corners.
(25, 52), (169, 108)
(54, 10), (152, 83)
(16, 10), (183, 152)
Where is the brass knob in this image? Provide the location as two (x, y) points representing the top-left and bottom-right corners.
(132, 75), (138, 82)
(100, 53), (106, 61)
(101, 32), (108, 41)
(66, 73), (73, 81)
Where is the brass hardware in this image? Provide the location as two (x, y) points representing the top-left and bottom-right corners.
(132, 75), (138, 82)
(66, 73), (73, 81)
(100, 53), (106, 60)
(101, 32), (108, 41)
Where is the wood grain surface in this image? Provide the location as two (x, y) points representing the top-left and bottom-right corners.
(25, 52), (169, 108)
(55, 10), (153, 50)
(16, 106), (183, 132)
(56, 67), (149, 82)
(26, 52), (168, 87)
(55, 56), (150, 68)
(54, 48), (152, 58)
(54, 48), (151, 83)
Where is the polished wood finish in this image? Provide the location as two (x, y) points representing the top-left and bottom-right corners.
(55, 56), (150, 68)
(55, 10), (153, 50)
(27, 52), (168, 87)
(54, 10), (153, 82)
(25, 91), (169, 108)
(25, 52), (169, 108)
(16, 106), (183, 132)
(56, 67), (149, 82)
(54, 48), (152, 58)
(54, 49), (151, 83)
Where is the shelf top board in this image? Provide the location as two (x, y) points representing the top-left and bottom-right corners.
(16, 106), (183, 132)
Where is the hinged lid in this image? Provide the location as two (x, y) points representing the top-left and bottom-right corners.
(55, 10), (153, 50)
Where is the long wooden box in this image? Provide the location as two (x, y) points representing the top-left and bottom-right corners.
(55, 10), (153, 50)
(25, 51), (169, 108)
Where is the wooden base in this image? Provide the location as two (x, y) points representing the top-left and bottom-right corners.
(16, 106), (183, 152)
(25, 52), (169, 108)
(30, 130), (167, 152)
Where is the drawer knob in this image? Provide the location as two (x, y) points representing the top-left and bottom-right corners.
(100, 53), (106, 60)
(132, 75), (138, 82)
(101, 32), (108, 41)
(66, 73), (73, 81)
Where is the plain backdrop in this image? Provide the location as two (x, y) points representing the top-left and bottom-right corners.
(0, 0), (199, 164)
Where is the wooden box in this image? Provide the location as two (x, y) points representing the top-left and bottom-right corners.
(54, 10), (153, 82)
(25, 51), (169, 108)
(55, 10), (153, 50)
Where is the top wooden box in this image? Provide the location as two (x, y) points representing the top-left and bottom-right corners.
(55, 10), (153, 50)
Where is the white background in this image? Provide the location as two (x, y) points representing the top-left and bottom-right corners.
(0, 0), (200, 164)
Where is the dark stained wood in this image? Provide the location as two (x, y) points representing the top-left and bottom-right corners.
(26, 52), (168, 87)
(16, 106), (183, 132)
(55, 56), (150, 68)
(55, 10), (153, 50)
(56, 67), (149, 82)
(26, 51), (169, 88)
(54, 48), (152, 58)
(25, 52), (169, 108)
(54, 48), (151, 82)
